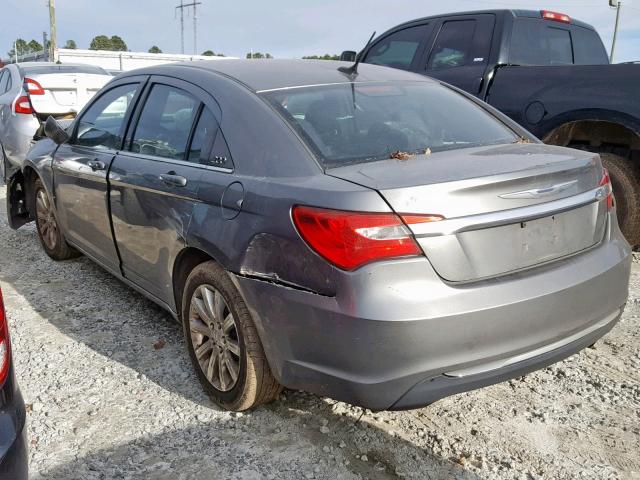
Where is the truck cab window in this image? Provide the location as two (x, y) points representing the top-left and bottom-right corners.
(428, 20), (476, 70)
(510, 19), (574, 66)
(548, 28), (573, 65)
(364, 25), (429, 70)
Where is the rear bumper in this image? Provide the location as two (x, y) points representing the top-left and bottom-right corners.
(392, 307), (620, 409)
(233, 216), (631, 411)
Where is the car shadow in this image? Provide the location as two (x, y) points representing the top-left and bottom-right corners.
(0, 191), (482, 479)
(32, 402), (482, 480)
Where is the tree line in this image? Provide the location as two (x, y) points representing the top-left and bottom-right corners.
(8, 37), (338, 60)
(7, 36), (226, 58)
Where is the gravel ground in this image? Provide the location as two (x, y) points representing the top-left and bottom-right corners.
(0, 183), (639, 480)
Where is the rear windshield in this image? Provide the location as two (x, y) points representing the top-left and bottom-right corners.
(262, 82), (517, 167)
(510, 18), (608, 66)
(20, 64), (108, 76)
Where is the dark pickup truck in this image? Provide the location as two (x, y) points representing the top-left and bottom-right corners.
(343, 9), (640, 245)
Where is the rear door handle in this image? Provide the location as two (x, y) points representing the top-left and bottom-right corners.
(87, 159), (106, 171)
(159, 173), (187, 187)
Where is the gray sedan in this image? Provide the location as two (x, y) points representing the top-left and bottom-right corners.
(5, 59), (631, 411)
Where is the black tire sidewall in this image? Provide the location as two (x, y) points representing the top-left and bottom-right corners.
(601, 153), (640, 246)
(181, 264), (248, 407)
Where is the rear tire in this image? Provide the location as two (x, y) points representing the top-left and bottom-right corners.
(181, 261), (281, 411)
(33, 178), (79, 260)
(600, 153), (640, 247)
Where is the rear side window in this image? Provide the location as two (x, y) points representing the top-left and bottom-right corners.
(428, 20), (476, 69)
(364, 25), (429, 70)
(131, 84), (200, 160)
(75, 83), (139, 150)
(510, 19), (581, 65)
(188, 107), (216, 162)
(572, 27), (609, 64)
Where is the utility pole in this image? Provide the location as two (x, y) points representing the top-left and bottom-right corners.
(42, 32), (48, 59)
(48, 0), (57, 62)
(175, 1), (202, 55)
(609, 0), (622, 63)
(193, 2), (198, 55)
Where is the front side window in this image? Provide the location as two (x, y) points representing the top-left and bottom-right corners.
(428, 20), (476, 70)
(364, 25), (429, 70)
(75, 83), (138, 149)
(130, 84), (199, 160)
(263, 81), (517, 168)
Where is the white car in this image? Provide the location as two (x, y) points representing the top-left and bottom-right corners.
(0, 62), (111, 176)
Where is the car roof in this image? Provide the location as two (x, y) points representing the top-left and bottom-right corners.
(386, 9), (595, 31)
(126, 59), (436, 93)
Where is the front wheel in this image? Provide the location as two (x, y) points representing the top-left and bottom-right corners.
(33, 178), (79, 260)
(181, 261), (281, 411)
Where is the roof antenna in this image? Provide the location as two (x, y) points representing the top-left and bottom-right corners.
(338, 31), (376, 77)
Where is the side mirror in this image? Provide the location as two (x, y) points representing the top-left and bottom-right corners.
(44, 116), (70, 145)
(340, 50), (357, 62)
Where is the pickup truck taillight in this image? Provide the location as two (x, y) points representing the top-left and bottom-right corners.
(0, 288), (10, 386)
(14, 95), (33, 115)
(24, 77), (45, 95)
(292, 205), (442, 270)
(541, 10), (571, 23)
(599, 168), (614, 210)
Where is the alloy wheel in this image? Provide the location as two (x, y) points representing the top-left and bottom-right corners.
(35, 188), (58, 251)
(188, 284), (241, 392)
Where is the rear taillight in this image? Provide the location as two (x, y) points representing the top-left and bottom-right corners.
(24, 77), (45, 95)
(0, 288), (10, 386)
(599, 168), (614, 210)
(541, 10), (571, 23)
(292, 206), (442, 270)
(14, 95), (33, 114)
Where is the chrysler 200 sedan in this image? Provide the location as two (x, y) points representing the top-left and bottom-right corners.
(5, 59), (631, 411)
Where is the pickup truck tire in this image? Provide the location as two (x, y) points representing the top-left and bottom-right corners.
(181, 261), (282, 411)
(33, 178), (80, 261)
(600, 153), (640, 247)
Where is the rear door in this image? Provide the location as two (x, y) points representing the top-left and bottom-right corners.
(109, 76), (217, 304)
(421, 14), (496, 95)
(52, 78), (145, 272)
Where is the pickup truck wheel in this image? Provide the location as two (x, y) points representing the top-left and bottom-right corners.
(600, 153), (640, 247)
(181, 261), (281, 411)
(33, 178), (79, 260)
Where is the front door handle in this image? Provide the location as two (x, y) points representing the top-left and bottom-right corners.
(87, 159), (106, 171)
(159, 173), (187, 187)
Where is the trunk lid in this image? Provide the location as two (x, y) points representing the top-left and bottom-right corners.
(26, 73), (110, 117)
(328, 144), (609, 282)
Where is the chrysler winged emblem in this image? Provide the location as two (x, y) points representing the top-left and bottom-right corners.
(499, 180), (578, 199)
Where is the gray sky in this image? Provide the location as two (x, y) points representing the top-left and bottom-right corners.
(2, 0), (639, 62)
